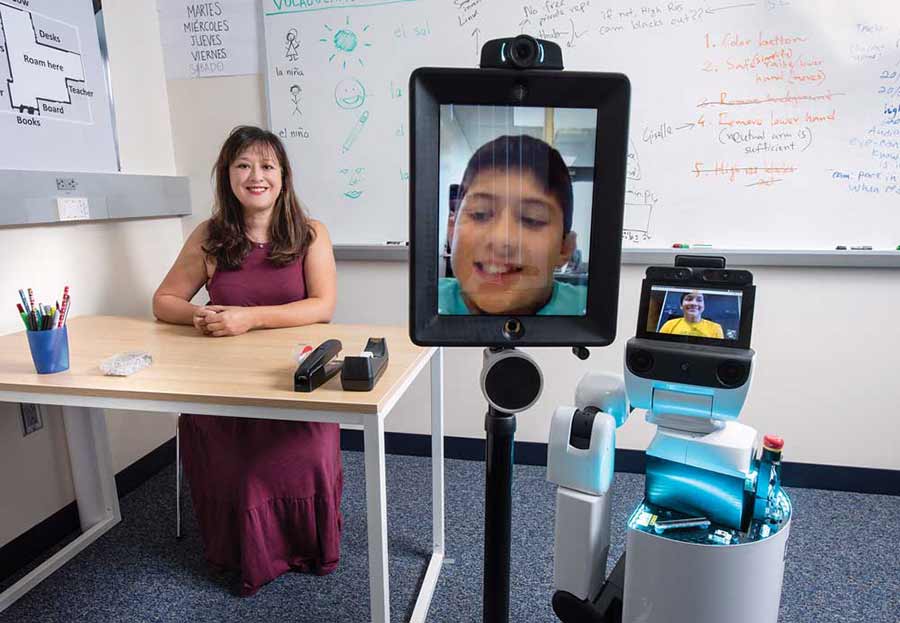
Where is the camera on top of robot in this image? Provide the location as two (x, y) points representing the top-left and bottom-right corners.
(625, 257), (756, 426)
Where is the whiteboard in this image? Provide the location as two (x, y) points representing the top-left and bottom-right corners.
(262, 0), (900, 251)
(0, 0), (118, 172)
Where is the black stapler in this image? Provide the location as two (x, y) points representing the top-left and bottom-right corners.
(294, 339), (342, 392)
(341, 337), (389, 391)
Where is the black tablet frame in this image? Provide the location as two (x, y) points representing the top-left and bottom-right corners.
(409, 67), (631, 347)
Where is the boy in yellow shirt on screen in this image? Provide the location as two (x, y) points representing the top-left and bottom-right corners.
(659, 290), (724, 339)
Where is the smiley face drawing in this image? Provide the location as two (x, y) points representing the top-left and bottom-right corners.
(334, 79), (366, 110)
(339, 166), (365, 199)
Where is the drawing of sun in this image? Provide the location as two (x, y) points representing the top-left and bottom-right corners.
(320, 16), (372, 70)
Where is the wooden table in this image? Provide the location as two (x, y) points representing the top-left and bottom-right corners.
(0, 316), (444, 623)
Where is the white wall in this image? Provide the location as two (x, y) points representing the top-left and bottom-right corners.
(333, 262), (900, 471)
(0, 1), (182, 547)
(167, 68), (900, 472)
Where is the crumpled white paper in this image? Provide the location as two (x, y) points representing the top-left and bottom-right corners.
(100, 351), (153, 376)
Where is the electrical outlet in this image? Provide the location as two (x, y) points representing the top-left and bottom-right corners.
(20, 403), (43, 436)
(56, 177), (78, 192)
(57, 196), (90, 221)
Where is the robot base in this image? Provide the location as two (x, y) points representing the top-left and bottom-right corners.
(622, 503), (791, 623)
(554, 494), (791, 623)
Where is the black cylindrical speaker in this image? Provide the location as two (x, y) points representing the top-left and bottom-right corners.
(482, 355), (542, 413)
(716, 360), (749, 388)
(627, 349), (654, 375)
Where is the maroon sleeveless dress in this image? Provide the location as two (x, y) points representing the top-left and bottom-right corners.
(179, 244), (343, 596)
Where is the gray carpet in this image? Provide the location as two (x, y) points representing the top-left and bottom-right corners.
(2, 451), (898, 622)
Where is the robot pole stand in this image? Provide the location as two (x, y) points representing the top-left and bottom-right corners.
(483, 407), (516, 623)
(479, 348), (544, 623)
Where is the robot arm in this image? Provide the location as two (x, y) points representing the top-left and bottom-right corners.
(548, 372), (630, 495)
(547, 373), (629, 602)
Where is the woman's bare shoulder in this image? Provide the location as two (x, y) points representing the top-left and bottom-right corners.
(186, 219), (211, 247)
(308, 219), (331, 239)
(183, 220), (215, 277)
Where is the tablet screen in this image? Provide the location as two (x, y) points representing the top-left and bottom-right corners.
(437, 104), (595, 317)
(645, 286), (743, 341)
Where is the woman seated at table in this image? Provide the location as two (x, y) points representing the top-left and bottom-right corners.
(152, 125), (339, 596)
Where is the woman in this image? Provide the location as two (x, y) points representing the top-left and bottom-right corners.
(152, 125), (339, 596)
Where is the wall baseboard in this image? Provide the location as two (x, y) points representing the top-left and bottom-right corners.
(3, 431), (896, 587)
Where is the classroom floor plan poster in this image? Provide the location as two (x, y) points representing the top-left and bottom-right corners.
(0, 0), (117, 172)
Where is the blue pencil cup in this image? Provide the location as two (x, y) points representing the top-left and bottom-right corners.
(26, 326), (70, 374)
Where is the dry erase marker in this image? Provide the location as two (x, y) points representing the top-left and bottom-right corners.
(850, 245), (872, 250)
(835, 245), (847, 250)
(386, 240), (408, 246)
(672, 243), (689, 249)
(691, 243), (713, 248)
(16, 304), (29, 329)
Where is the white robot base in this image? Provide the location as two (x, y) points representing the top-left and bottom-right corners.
(622, 498), (792, 623)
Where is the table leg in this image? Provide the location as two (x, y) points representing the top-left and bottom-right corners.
(364, 415), (390, 623)
(0, 406), (120, 613)
(431, 348), (445, 557)
(409, 348), (446, 622)
(63, 407), (121, 529)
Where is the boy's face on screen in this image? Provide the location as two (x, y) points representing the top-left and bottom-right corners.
(682, 291), (705, 322)
(449, 168), (574, 315)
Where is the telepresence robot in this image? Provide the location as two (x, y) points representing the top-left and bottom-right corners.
(410, 35), (631, 623)
(548, 257), (792, 623)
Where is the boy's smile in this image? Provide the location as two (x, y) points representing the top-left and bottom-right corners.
(473, 261), (524, 283)
(449, 168), (574, 315)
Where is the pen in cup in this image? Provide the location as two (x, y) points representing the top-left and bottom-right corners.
(14, 287), (71, 331)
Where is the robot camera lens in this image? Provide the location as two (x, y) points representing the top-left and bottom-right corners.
(627, 349), (654, 374)
(502, 318), (524, 340)
(716, 360), (748, 388)
(676, 269), (688, 278)
(509, 35), (539, 68)
(721, 271), (730, 279)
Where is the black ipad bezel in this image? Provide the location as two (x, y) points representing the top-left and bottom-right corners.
(409, 67), (631, 347)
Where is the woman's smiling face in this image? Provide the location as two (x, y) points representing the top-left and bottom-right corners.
(229, 144), (283, 213)
(449, 168), (574, 315)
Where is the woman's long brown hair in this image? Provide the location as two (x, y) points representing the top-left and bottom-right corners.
(203, 125), (316, 270)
